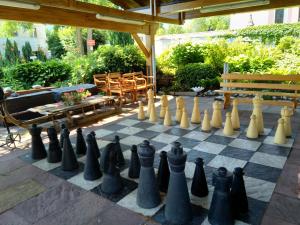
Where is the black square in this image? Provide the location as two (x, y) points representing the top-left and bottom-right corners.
(244, 162), (282, 183)
(238, 132), (266, 142)
(176, 137), (200, 149)
(19, 152), (40, 164)
(187, 150), (216, 165)
(258, 144), (290, 157)
(91, 178), (138, 202)
(150, 141), (168, 151)
(164, 128), (190, 137)
(133, 121), (154, 129)
(101, 132), (129, 141)
(49, 162), (84, 180)
(135, 130), (160, 139)
(219, 146), (255, 161)
(102, 124), (127, 131)
(204, 166), (215, 185)
(205, 135), (234, 145)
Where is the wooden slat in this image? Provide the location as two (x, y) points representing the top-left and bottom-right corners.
(222, 73), (300, 82)
(215, 90), (300, 97)
(220, 82), (300, 91)
(237, 98), (295, 107)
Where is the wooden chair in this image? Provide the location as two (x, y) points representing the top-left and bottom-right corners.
(93, 73), (109, 94)
(134, 71), (154, 89)
(108, 73), (136, 102)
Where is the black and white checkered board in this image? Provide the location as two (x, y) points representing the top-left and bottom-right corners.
(19, 116), (294, 225)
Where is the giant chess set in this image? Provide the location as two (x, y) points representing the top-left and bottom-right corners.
(20, 90), (295, 225)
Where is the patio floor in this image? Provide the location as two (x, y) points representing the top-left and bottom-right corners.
(0, 96), (299, 225)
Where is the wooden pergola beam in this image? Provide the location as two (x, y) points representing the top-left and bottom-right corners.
(131, 33), (150, 58)
(0, 5), (150, 34)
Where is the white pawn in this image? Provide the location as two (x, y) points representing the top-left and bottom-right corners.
(253, 95), (264, 134)
(223, 112), (234, 136)
(175, 96), (184, 123)
(138, 101), (145, 120)
(281, 106), (292, 137)
(274, 118), (286, 145)
(149, 101), (157, 123)
(202, 109), (211, 132)
(246, 114), (258, 139)
(191, 97), (201, 124)
(211, 101), (222, 128)
(160, 95), (168, 118)
(164, 106), (172, 126)
(231, 98), (240, 130)
(180, 107), (190, 129)
(147, 89), (154, 117)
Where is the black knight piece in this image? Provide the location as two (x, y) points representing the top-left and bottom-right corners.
(208, 167), (234, 225)
(47, 127), (62, 163)
(76, 128), (87, 155)
(165, 142), (192, 225)
(191, 158), (209, 197)
(61, 128), (79, 171)
(128, 145), (140, 179)
(137, 140), (161, 209)
(101, 143), (123, 195)
(29, 124), (47, 160)
(90, 131), (100, 158)
(114, 135), (125, 167)
(84, 134), (102, 181)
(156, 151), (170, 193)
(59, 123), (66, 148)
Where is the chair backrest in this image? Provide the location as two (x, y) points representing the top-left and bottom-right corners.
(94, 73), (107, 80)
(122, 73), (135, 80)
(108, 73), (121, 81)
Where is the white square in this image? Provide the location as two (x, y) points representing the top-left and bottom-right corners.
(183, 131), (211, 141)
(156, 144), (191, 154)
(152, 133), (179, 144)
(120, 135), (146, 146)
(174, 123), (199, 130)
(32, 159), (61, 171)
(68, 172), (103, 190)
(193, 142), (226, 154)
(117, 189), (164, 216)
(185, 161), (196, 179)
(189, 182), (214, 210)
(244, 176), (276, 202)
(229, 139), (261, 151)
(96, 140), (111, 150)
(244, 128), (272, 136)
(122, 150), (132, 160)
(118, 127), (143, 135)
(202, 218), (248, 225)
(263, 136), (294, 148)
(94, 129), (113, 138)
(146, 124), (171, 133)
(250, 152), (287, 169)
(214, 129), (240, 138)
(118, 119), (140, 127)
(208, 155), (247, 172)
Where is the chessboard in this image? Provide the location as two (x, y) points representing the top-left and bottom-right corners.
(19, 114), (294, 225)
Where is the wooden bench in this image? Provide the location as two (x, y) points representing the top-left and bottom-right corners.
(215, 73), (300, 109)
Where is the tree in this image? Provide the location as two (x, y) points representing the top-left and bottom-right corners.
(5, 39), (19, 64)
(107, 32), (134, 46)
(47, 31), (66, 58)
(22, 41), (33, 62)
(0, 21), (34, 37)
(13, 41), (20, 61)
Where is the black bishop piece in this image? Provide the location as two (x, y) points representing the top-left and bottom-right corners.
(29, 124), (47, 160)
(128, 145), (140, 179)
(76, 128), (87, 155)
(156, 151), (170, 193)
(47, 127), (62, 163)
(191, 157), (208, 197)
(61, 128), (79, 171)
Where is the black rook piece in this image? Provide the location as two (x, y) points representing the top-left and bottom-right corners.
(191, 158), (209, 197)
(231, 167), (248, 218)
(47, 127), (62, 163)
(157, 151), (170, 193)
(137, 140), (161, 209)
(208, 167), (234, 225)
(128, 145), (140, 179)
(165, 142), (192, 225)
(84, 134), (102, 181)
(76, 128), (87, 155)
(114, 135), (125, 167)
(91, 131), (100, 158)
(101, 143), (123, 195)
(29, 124), (47, 160)
(61, 128), (79, 171)
(59, 123), (66, 148)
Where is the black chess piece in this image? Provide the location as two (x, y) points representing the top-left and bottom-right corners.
(208, 167), (234, 225)
(61, 128), (79, 171)
(128, 145), (140, 179)
(101, 143), (123, 195)
(29, 124), (47, 160)
(114, 135), (125, 167)
(231, 167), (248, 218)
(157, 151), (170, 193)
(59, 123), (66, 148)
(90, 131), (100, 158)
(165, 142), (193, 225)
(84, 134), (102, 181)
(47, 127), (62, 163)
(76, 128), (87, 155)
(137, 140), (161, 209)
(191, 158), (208, 197)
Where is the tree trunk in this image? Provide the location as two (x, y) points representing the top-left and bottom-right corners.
(76, 27), (84, 55)
(87, 28), (93, 54)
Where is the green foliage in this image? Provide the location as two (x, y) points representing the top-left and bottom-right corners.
(47, 31), (66, 58)
(0, 67), (26, 90)
(175, 63), (220, 91)
(277, 36), (296, 53)
(4, 39), (20, 64)
(157, 49), (176, 76)
(22, 42), (32, 62)
(36, 48), (47, 61)
(82, 29), (106, 51)
(107, 32), (134, 46)
(171, 43), (204, 67)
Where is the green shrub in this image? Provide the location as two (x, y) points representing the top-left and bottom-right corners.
(5, 39), (19, 64)
(171, 43), (204, 67)
(47, 31), (66, 58)
(225, 54), (250, 72)
(174, 63), (220, 91)
(22, 41), (32, 62)
(0, 67), (3, 79)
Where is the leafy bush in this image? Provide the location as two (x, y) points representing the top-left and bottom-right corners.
(225, 54), (250, 73)
(22, 41), (32, 62)
(171, 43), (204, 67)
(5, 39), (20, 64)
(174, 63), (220, 91)
(47, 31), (66, 58)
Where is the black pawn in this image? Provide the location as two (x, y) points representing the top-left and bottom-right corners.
(90, 131), (100, 158)
(191, 158), (208, 197)
(47, 127), (62, 163)
(231, 167), (248, 218)
(84, 134), (102, 181)
(165, 142), (192, 225)
(157, 151), (170, 193)
(128, 145), (140, 179)
(101, 143), (123, 195)
(76, 128), (87, 155)
(137, 140), (161, 209)
(114, 135), (125, 167)
(208, 167), (234, 225)
(61, 128), (79, 171)
(29, 124), (47, 160)
(59, 123), (66, 148)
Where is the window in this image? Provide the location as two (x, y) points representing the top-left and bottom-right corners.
(275, 9), (284, 23)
